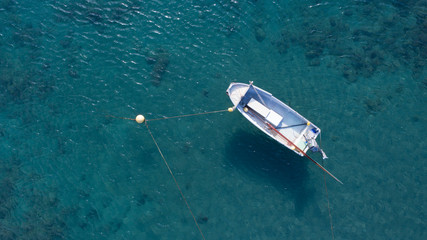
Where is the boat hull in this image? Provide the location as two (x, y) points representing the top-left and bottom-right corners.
(226, 82), (325, 158)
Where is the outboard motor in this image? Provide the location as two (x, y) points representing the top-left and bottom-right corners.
(308, 138), (328, 159)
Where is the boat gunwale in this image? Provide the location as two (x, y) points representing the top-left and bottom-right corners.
(227, 82), (321, 156)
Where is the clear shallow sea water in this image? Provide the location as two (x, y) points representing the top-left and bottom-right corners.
(0, 0), (426, 239)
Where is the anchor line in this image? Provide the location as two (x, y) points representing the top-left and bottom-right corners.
(144, 122), (206, 240)
(146, 109), (229, 122)
(323, 159), (335, 240)
(320, 134), (335, 240)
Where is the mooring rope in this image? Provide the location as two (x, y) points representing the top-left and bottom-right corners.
(320, 133), (335, 240)
(107, 107), (338, 239)
(146, 109), (229, 122)
(144, 122), (206, 240)
(323, 171), (335, 240)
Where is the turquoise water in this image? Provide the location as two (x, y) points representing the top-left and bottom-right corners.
(1, 0), (426, 239)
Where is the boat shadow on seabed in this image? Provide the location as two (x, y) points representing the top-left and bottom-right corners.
(226, 130), (315, 214)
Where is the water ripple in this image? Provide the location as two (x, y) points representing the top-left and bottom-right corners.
(0, 0), (425, 239)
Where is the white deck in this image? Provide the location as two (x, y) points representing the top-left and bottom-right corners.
(247, 98), (283, 127)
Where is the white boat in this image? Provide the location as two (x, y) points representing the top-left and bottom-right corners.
(226, 82), (342, 184)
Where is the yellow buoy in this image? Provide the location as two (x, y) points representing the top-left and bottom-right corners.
(244, 107), (248, 112)
(307, 122), (311, 126)
(228, 107), (234, 112)
(135, 114), (145, 123)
